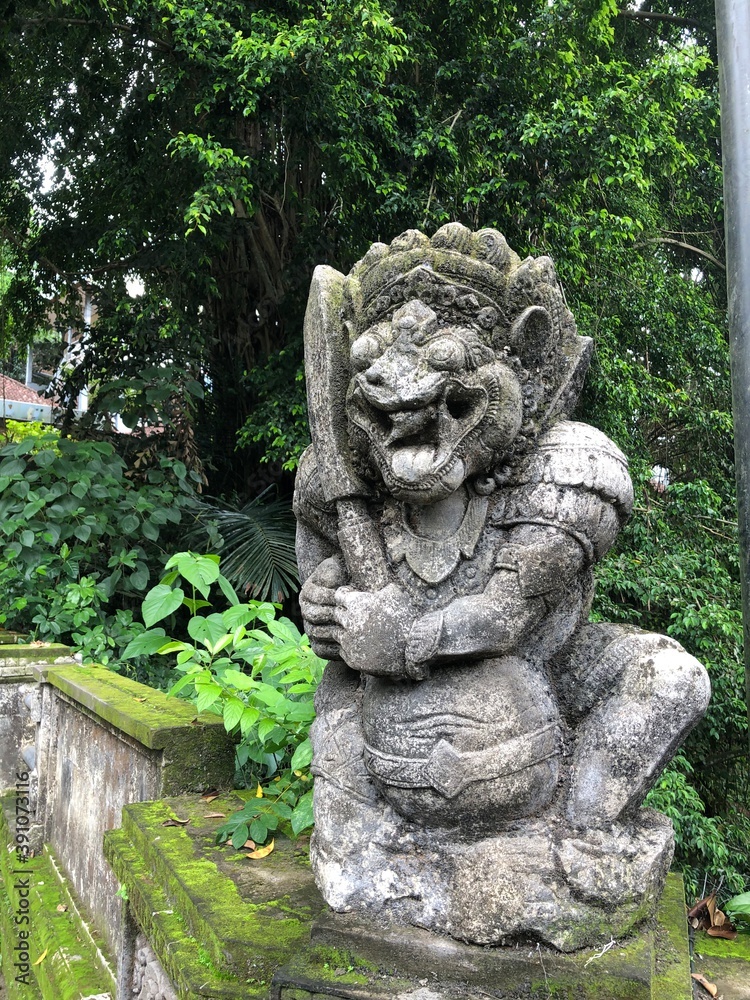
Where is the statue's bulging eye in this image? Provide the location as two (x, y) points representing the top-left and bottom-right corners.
(351, 334), (382, 371)
(425, 337), (465, 371)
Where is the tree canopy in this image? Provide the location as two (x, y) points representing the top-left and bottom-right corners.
(0, 1), (725, 474)
(0, 0), (746, 892)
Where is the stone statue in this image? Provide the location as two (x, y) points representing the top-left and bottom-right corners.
(294, 225), (710, 951)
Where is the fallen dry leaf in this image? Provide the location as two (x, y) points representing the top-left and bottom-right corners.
(134, 697), (147, 703)
(246, 839), (274, 859)
(201, 793), (219, 803)
(161, 816), (189, 827)
(56, 904), (67, 912)
(713, 909), (726, 927)
(33, 949), (48, 966)
(691, 972), (718, 997)
(255, 784), (263, 798)
(203, 812), (226, 819)
(706, 925), (738, 940)
(241, 839), (256, 851)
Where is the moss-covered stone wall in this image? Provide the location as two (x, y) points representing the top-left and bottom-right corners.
(35, 664), (235, 959)
(104, 794), (701, 1000)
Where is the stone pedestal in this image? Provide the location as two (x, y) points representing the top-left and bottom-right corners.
(102, 793), (694, 1000)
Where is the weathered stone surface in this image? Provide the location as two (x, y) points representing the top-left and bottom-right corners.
(692, 930), (750, 1000)
(295, 224), (711, 949)
(101, 795), (693, 999)
(0, 794), (115, 1000)
(103, 795), (327, 999)
(0, 644), (76, 798)
(131, 933), (178, 1000)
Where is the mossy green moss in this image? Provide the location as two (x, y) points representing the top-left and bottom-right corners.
(0, 642), (74, 681)
(650, 874), (693, 1000)
(104, 826), (263, 998)
(694, 928), (750, 962)
(45, 663), (219, 747)
(114, 800), (312, 980)
(0, 642), (70, 662)
(0, 875), (44, 1000)
(0, 796), (114, 1000)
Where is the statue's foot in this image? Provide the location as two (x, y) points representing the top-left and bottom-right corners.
(311, 802), (675, 951)
(556, 809), (674, 909)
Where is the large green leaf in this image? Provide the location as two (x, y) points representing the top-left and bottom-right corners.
(165, 552), (221, 598)
(291, 790), (314, 836)
(142, 584), (185, 627)
(122, 628), (168, 659)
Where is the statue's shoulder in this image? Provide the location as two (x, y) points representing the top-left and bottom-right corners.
(494, 421), (634, 562)
(512, 420), (634, 517)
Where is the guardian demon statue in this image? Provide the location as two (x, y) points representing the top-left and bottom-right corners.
(294, 225), (710, 951)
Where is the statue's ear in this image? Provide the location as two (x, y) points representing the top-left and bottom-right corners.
(509, 306), (557, 368)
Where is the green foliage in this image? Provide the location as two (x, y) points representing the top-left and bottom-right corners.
(645, 755), (747, 899)
(725, 892), (750, 927)
(0, 432), (197, 674)
(237, 351), (310, 471)
(596, 468), (748, 895)
(0, 2), (724, 486)
(125, 552), (324, 843)
(1, 420), (56, 446)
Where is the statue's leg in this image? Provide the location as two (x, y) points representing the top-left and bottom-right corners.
(554, 624), (711, 828)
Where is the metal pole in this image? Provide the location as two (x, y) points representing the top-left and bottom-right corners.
(715, 0), (750, 739)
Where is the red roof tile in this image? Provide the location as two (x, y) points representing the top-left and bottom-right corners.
(0, 376), (44, 406)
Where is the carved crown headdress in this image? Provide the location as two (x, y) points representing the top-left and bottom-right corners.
(343, 223), (593, 433)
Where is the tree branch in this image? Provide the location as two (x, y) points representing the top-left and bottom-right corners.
(1, 226), (170, 287)
(618, 10), (711, 32)
(16, 17), (173, 51)
(636, 236), (725, 271)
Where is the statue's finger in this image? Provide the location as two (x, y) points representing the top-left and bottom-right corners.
(333, 586), (357, 607)
(301, 580), (338, 606)
(301, 602), (338, 625)
(330, 604), (349, 627)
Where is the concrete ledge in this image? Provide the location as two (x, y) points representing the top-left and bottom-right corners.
(104, 793), (325, 998)
(45, 663), (226, 750)
(692, 928), (750, 1000)
(34, 664), (236, 962)
(0, 643), (75, 681)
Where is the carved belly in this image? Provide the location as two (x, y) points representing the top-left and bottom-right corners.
(362, 657), (561, 831)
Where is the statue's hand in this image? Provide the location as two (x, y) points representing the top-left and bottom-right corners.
(299, 555), (347, 660)
(334, 583), (416, 677)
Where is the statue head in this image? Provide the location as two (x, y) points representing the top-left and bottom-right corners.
(340, 224), (592, 505)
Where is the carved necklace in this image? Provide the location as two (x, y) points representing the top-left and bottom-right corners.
(384, 496), (489, 585)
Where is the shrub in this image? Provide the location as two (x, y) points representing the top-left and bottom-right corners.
(0, 432), (198, 675)
(124, 552), (324, 845)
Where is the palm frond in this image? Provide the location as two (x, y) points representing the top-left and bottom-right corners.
(186, 489), (299, 601)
